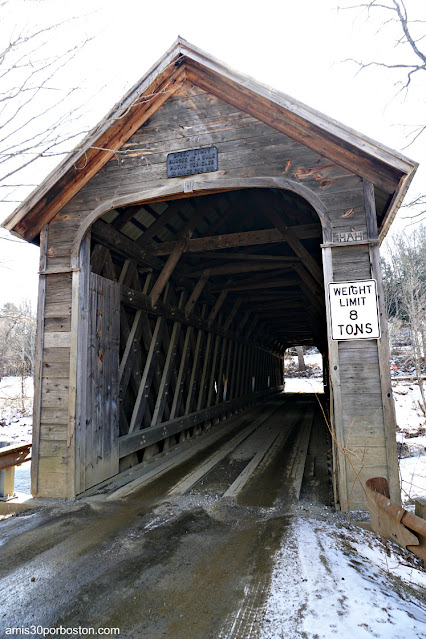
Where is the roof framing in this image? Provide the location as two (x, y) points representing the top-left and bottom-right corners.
(2, 37), (418, 243)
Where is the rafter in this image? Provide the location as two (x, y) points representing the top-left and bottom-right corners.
(146, 224), (321, 256)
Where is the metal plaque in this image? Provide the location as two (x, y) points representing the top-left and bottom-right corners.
(167, 147), (218, 178)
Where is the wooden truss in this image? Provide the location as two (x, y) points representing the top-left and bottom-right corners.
(88, 187), (326, 469)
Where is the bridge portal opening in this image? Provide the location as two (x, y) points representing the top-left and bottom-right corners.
(83, 186), (330, 495)
(283, 346), (324, 394)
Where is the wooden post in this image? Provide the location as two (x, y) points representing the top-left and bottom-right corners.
(128, 286), (170, 433)
(223, 298), (242, 331)
(322, 246), (348, 511)
(151, 292), (186, 426)
(150, 209), (205, 306)
(71, 233), (91, 497)
(196, 332), (213, 411)
(215, 336), (228, 405)
(207, 335), (222, 407)
(208, 290), (228, 327)
(170, 326), (193, 419)
(31, 225), (48, 496)
(364, 179), (401, 504)
(184, 269), (210, 316)
(185, 308), (206, 415)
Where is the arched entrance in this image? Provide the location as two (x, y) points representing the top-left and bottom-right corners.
(72, 184), (329, 495)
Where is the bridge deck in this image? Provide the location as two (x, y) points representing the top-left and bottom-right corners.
(0, 395), (338, 638)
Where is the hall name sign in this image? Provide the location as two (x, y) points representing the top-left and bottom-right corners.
(329, 279), (380, 340)
(167, 147), (218, 178)
(332, 230), (366, 243)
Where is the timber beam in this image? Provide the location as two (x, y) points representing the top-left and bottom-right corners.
(121, 284), (281, 356)
(119, 385), (284, 458)
(145, 224), (321, 256)
(91, 219), (217, 304)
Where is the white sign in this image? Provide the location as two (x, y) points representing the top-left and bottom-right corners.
(329, 279), (380, 341)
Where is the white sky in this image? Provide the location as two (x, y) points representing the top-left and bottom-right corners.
(0, 0), (425, 309)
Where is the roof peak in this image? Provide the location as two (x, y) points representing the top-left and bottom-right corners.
(2, 38), (418, 242)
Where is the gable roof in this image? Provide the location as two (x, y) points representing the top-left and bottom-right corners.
(2, 37), (418, 243)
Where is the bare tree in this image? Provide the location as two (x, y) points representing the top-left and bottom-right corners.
(340, 0), (426, 222)
(385, 229), (426, 414)
(0, 299), (36, 380)
(0, 0), (91, 208)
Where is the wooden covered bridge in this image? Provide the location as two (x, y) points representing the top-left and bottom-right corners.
(3, 39), (417, 511)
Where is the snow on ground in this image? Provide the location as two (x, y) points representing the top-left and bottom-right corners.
(0, 376), (33, 443)
(393, 379), (426, 505)
(260, 515), (426, 639)
(284, 350), (324, 394)
(393, 379), (425, 436)
(0, 377), (33, 494)
(284, 377), (324, 393)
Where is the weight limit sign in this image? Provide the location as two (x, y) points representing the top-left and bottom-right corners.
(328, 279), (381, 340)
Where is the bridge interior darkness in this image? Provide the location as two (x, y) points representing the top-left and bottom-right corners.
(88, 187), (328, 473)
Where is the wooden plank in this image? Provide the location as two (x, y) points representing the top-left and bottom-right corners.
(149, 207), (206, 305)
(364, 178), (401, 504)
(215, 337), (228, 405)
(68, 234), (91, 498)
(193, 252), (302, 262)
(263, 205), (323, 285)
(44, 332), (72, 348)
(137, 201), (184, 246)
(128, 313), (167, 433)
(184, 269), (210, 316)
(223, 338), (234, 402)
(90, 244), (110, 274)
(185, 325), (205, 415)
(217, 276), (299, 293)
(187, 261), (295, 278)
(186, 62), (401, 193)
(223, 408), (294, 498)
(230, 342), (242, 400)
(92, 220), (164, 272)
(206, 334), (222, 407)
(170, 325), (193, 419)
(84, 273), (120, 490)
(121, 283), (280, 355)
(150, 293), (185, 426)
(208, 290), (228, 326)
(223, 298), (242, 331)
(196, 332), (213, 411)
(119, 385), (283, 458)
(322, 245), (348, 511)
(149, 225), (321, 255)
(118, 309), (145, 401)
(169, 411), (277, 496)
(31, 225), (48, 496)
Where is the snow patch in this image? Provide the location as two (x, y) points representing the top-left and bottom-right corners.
(260, 517), (426, 639)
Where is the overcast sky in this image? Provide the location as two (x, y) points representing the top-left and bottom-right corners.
(1, 0), (424, 309)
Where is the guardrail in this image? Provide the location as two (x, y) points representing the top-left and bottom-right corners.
(0, 442), (32, 500)
(366, 477), (426, 562)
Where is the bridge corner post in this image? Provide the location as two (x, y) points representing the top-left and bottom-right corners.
(364, 180), (401, 505)
(322, 245), (349, 512)
(68, 233), (91, 499)
(31, 224), (48, 497)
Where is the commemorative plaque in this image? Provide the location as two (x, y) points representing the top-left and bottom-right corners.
(167, 147), (218, 178)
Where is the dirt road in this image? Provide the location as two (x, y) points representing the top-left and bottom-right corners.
(1, 396), (424, 639)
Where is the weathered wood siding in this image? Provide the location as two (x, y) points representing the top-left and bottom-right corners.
(32, 82), (398, 508)
(84, 273), (120, 489)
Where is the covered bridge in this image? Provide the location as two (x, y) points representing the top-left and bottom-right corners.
(3, 39), (417, 510)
